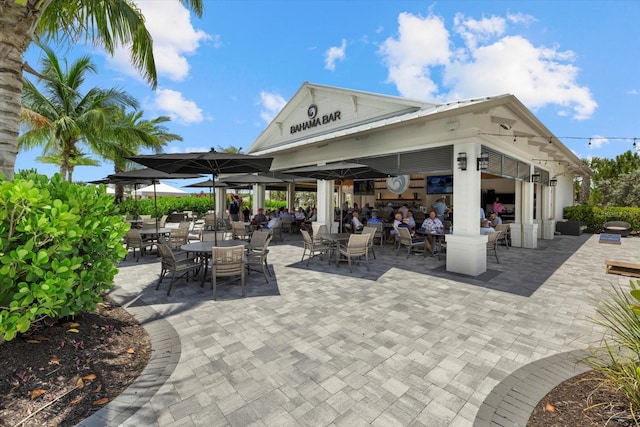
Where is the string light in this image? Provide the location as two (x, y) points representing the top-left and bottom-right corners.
(481, 133), (639, 149)
(588, 138), (592, 147)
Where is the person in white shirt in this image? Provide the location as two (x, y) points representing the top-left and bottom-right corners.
(351, 211), (364, 232)
(421, 211), (444, 233)
(263, 213), (280, 230)
(294, 208), (306, 220)
(398, 204), (409, 217)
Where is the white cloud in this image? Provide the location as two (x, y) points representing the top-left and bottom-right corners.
(324, 39), (347, 71)
(168, 145), (209, 153)
(104, 0), (212, 82)
(151, 88), (204, 124)
(259, 91), (287, 124)
(629, 89), (639, 95)
(379, 13), (450, 100)
(379, 11), (597, 120)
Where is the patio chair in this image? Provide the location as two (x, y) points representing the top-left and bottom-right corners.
(232, 221), (251, 241)
(159, 215), (168, 228)
(156, 240), (199, 296)
(361, 226), (378, 259)
(204, 213), (216, 231)
(367, 222), (384, 247)
(396, 227), (426, 258)
(246, 231), (273, 282)
(487, 231), (502, 263)
(169, 227), (189, 250)
(210, 245), (246, 300)
(337, 233), (371, 273)
(199, 230), (217, 241)
(124, 229), (155, 262)
(223, 218), (234, 240)
(268, 220), (283, 242)
(300, 230), (332, 266)
(280, 216), (292, 233)
(494, 224), (510, 249)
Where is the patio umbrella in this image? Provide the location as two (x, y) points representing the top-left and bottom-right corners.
(106, 168), (202, 232)
(218, 173), (284, 185)
(185, 179), (228, 212)
(282, 161), (390, 232)
(128, 148), (273, 244)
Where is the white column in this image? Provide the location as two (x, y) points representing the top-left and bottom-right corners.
(287, 183), (295, 210)
(541, 185), (555, 240)
(511, 181), (523, 247)
(316, 180), (334, 230)
(446, 141), (488, 276)
(252, 184), (266, 215)
(215, 187), (227, 220)
(521, 166), (538, 249)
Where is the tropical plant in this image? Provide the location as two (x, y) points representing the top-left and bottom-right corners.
(585, 281), (640, 412)
(20, 42), (138, 182)
(98, 108), (183, 201)
(0, 0), (204, 180)
(0, 171), (129, 341)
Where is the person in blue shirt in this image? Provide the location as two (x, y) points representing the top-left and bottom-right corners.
(480, 219), (495, 235)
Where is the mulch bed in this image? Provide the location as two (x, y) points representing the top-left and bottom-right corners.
(0, 296), (151, 427)
(528, 370), (639, 426)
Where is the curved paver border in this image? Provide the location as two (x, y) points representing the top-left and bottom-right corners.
(474, 349), (591, 427)
(77, 298), (180, 427)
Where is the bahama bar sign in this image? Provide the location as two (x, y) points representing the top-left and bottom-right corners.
(290, 104), (341, 134)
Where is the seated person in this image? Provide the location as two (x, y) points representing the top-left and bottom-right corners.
(351, 211), (364, 232)
(278, 208), (292, 220)
(252, 208), (267, 225)
(388, 212), (404, 243)
(480, 219), (495, 235)
(294, 208), (306, 221)
(367, 211), (382, 224)
(489, 211), (502, 226)
(263, 213), (280, 230)
(397, 217), (433, 253)
(343, 209), (354, 225)
(420, 211), (444, 233)
(307, 208), (317, 222)
(405, 210), (416, 230)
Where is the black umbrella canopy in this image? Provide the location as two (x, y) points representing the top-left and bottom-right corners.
(282, 161), (390, 232)
(127, 149), (273, 176)
(282, 161), (390, 181)
(219, 173), (284, 185)
(184, 179), (228, 189)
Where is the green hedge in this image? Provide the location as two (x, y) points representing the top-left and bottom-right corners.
(0, 173), (128, 341)
(563, 205), (640, 233)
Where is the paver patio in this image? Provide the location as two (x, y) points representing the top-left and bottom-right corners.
(80, 232), (639, 426)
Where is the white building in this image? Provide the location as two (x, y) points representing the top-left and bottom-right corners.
(243, 83), (590, 276)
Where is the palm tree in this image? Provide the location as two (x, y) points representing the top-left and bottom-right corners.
(0, 0), (204, 179)
(217, 145), (244, 154)
(99, 108), (183, 201)
(20, 43), (138, 182)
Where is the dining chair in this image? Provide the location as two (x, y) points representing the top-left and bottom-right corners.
(494, 224), (510, 249)
(367, 222), (384, 247)
(124, 229), (154, 262)
(156, 240), (199, 296)
(246, 231), (273, 282)
(268, 220), (283, 242)
(204, 213), (216, 230)
(231, 221), (251, 241)
(200, 230), (217, 241)
(280, 216), (292, 233)
(487, 231), (502, 263)
(300, 230), (332, 266)
(337, 233), (371, 273)
(169, 228), (189, 250)
(361, 226), (378, 259)
(210, 245), (247, 300)
(396, 227), (426, 258)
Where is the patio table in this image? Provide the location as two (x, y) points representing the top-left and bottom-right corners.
(415, 227), (447, 256)
(318, 233), (351, 264)
(181, 240), (248, 285)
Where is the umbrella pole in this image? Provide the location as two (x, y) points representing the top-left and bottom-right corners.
(212, 174), (218, 245)
(153, 181), (159, 234)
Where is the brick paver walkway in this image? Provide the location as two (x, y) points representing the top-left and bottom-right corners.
(80, 232), (639, 426)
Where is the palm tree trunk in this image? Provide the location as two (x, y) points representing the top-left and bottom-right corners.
(0, 1), (53, 180)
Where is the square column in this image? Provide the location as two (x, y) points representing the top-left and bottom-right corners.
(316, 180), (334, 230)
(447, 141), (487, 276)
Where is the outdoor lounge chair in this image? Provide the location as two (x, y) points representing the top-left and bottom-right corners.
(603, 221), (631, 237)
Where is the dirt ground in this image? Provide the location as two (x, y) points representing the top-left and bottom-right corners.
(0, 296), (150, 427)
(528, 370), (639, 426)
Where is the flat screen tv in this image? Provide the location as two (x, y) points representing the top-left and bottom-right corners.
(426, 175), (453, 194)
(353, 179), (375, 195)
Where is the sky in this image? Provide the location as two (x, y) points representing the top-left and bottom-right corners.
(16, 0), (640, 191)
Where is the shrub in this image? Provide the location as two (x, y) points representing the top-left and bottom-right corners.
(564, 205), (640, 233)
(0, 172), (129, 341)
(584, 281), (640, 410)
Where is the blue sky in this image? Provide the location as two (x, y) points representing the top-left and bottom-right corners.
(17, 0), (640, 190)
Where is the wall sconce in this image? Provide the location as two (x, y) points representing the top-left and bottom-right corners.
(531, 173), (541, 183)
(549, 177), (558, 186)
(477, 152), (489, 171)
(456, 152), (467, 171)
